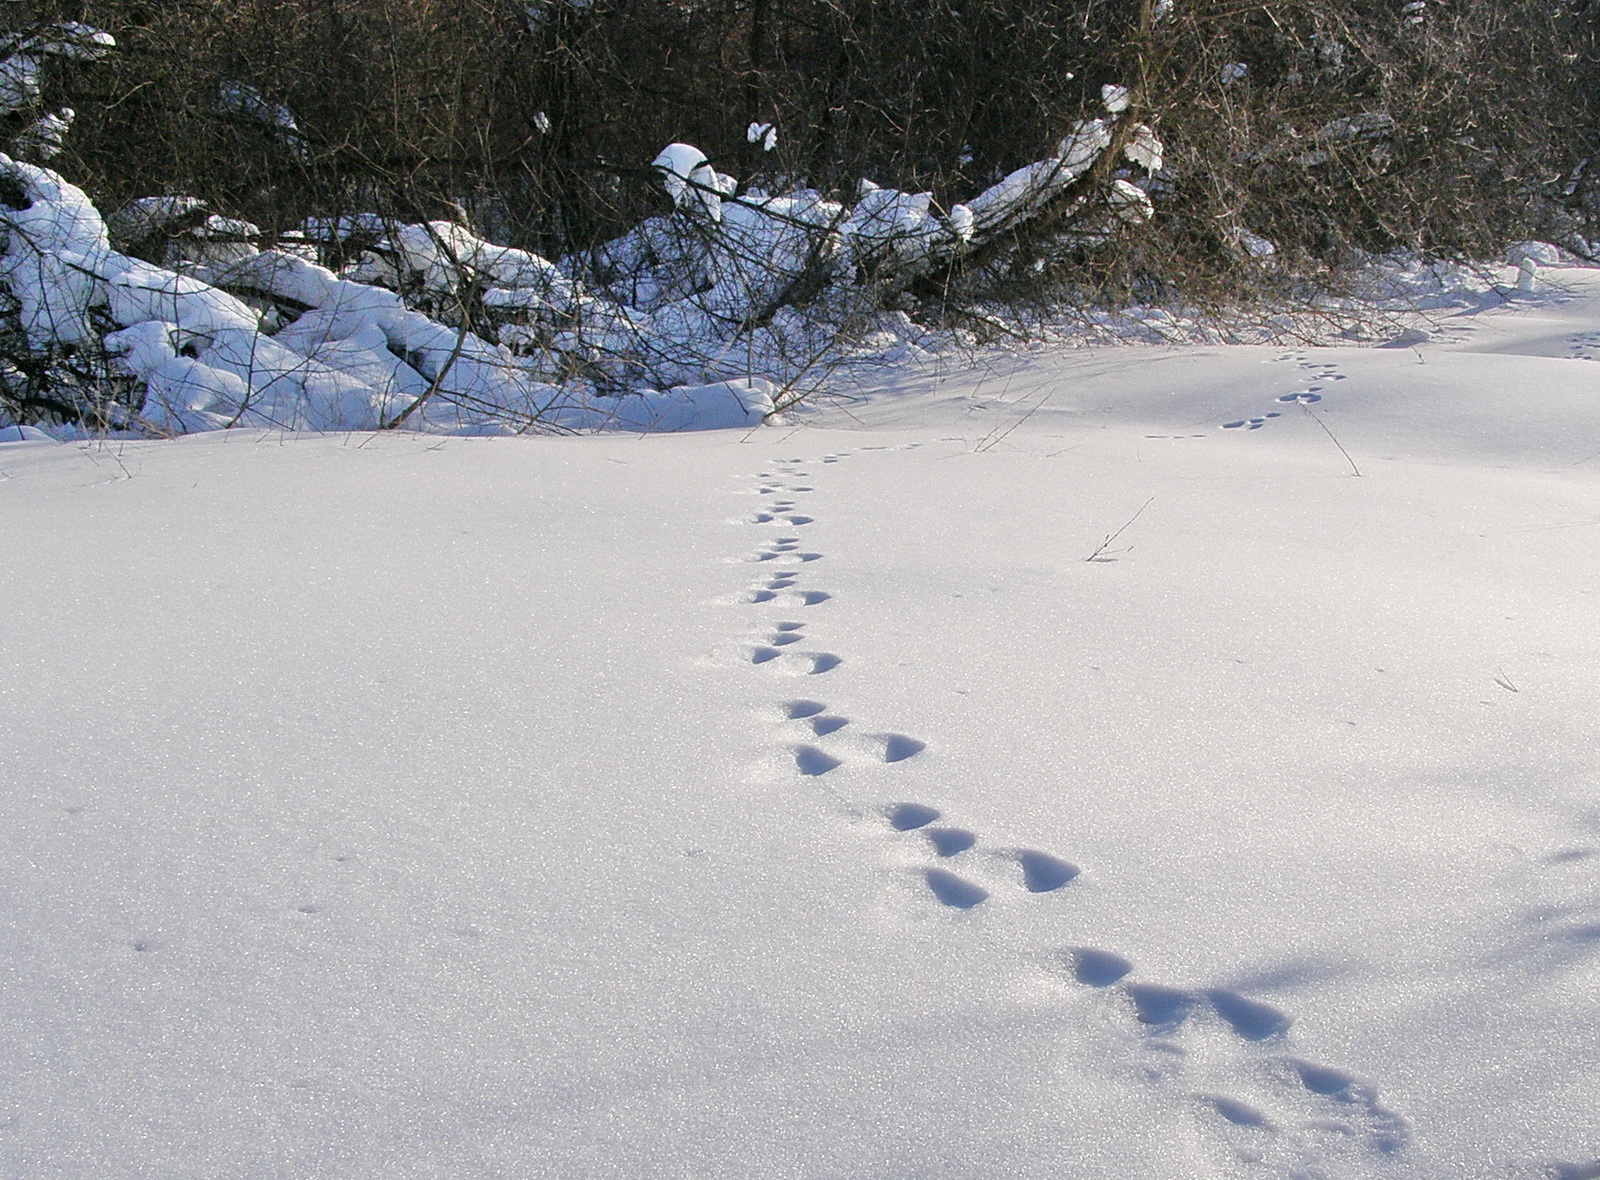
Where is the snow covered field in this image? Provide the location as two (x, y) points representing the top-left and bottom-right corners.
(3, 268), (1599, 1178)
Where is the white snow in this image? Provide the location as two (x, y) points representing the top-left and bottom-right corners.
(13, 107), (74, 160)
(0, 22), (113, 116)
(0, 422), (56, 442)
(217, 81), (299, 133)
(0, 154), (116, 347)
(653, 142), (723, 221)
(1124, 122), (1164, 172)
(3, 266), (1600, 1178)
(0, 55), (41, 112)
(1, 122), (1167, 434)
(217, 82), (307, 158)
(1239, 229), (1278, 258)
(0, 159), (778, 434)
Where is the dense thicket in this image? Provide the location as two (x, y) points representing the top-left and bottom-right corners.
(20, 0), (1600, 295)
(0, 1), (1597, 436)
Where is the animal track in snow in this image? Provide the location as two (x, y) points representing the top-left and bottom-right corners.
(1225, 353), (1349, 431)
(740, 457), (1403, 1170)
(1114, 981), (1295, 1040)
(1200, 1093), (1272, 1128)
(887, 802), (942, 831)
(924, 868), (989, 909)
(1063, 946), (1408, 1160)
(749, 572), (827, 606)
(1068, 946), (1133, 987)
(926, 827), (977, 857)
(1077, 968), (1293, 1043)
(795, 745), (844, 776)
(783, 716), (930, 774)
(881, 803), (1080, 910)
(1566, 329), (1600, 362)
(1550, 1160), (1600, 1180)
(1009, 849), (1080, 892)
(1278, 1059), (1410, 1154)
(1126, 982), (1198, 1029)
(879, 734), (925, 762)
(744, 619), (839, 675)
(749, 645), (840, 674)
(741, 457), (1408, 1171)
(1221, 412), (1283, 431)
(756, 543), (821, 561)
(1209, 988), (1295, 1041)
(780, 697), (850, 735)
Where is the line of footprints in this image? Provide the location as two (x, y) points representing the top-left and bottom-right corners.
(737, 451), (1407, 1166)
(1222, 350), (1349, 431)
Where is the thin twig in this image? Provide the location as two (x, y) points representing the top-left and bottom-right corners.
(974, 390), (1051, 453)
(1301, 403), (1361, 476)
(1086, 496), (1155, 562)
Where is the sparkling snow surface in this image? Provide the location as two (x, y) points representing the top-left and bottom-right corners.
(3, 274), (1600, 1178)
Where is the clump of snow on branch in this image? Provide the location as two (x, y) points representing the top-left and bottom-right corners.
(218, 82), (307, 159)
(1123, 124), (1164, 172)
(0, 22), (112, 165)
(0, 56), (44, 114)
(14, 108), (73, 160)
(0, 19), (114, 118)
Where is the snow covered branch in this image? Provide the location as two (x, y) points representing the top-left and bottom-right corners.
(0, 76), (1159, 434)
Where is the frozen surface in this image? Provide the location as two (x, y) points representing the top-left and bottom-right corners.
(3, 272), (1600, 1178)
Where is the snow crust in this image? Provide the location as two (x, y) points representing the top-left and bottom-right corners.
(3, 269), (1600, 1178)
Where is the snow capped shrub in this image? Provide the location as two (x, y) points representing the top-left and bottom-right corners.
(0, 83), (1157, 435)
